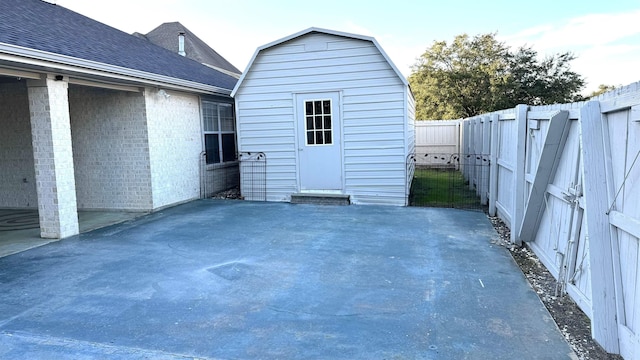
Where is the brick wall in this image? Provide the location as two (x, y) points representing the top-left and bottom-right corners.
(203, 162), (240, 197)
(3, 82), (222, 214)
(69, 86), (153, 211)
(144, 88), (201, 209)
(0, 81), (38, 208)
(28, 77), (79, 238)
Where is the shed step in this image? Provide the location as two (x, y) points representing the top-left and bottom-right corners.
(290, 193), (350, 206)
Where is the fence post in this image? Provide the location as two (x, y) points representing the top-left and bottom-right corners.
(488, 114), (499, 216)
(511, 104), (528, 245)
(457, 119), (462, 156)
(474, 118), (482, 195)
(463, 120), (470, 180)
(579, 101), (620, 353)
(481, 116), (491, 204)
(465, 118), (476, 190)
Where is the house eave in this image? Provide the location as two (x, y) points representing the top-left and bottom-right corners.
(0, 42), (232, 96)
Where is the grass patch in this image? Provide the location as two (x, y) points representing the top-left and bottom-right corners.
(409, 167), (481, 208)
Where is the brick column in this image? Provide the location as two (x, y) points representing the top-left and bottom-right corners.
(27, 76), (79, 239)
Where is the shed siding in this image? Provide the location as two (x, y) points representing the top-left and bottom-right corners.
(236, 32), (410, 205)
(407, 90), (416, 155)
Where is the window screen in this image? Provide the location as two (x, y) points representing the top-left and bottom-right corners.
(202, 100), (236, 164)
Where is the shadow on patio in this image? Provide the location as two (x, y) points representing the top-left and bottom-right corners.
(0, 209), (145, 258)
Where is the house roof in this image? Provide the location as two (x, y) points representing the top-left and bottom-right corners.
(0, 0), (237, 94)
(231, 27), (409, 97)
(136, 22), (241, 77)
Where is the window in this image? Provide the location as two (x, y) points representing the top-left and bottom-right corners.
(304, 99), (332, 145)
(202, 100), (236, 164)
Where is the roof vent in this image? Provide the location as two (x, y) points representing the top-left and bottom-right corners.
(304, 40), (328, 52)
(178, 32), (186, 56)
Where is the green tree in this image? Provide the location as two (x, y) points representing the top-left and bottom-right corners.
(409, 33), (585, 120)
(588, 84), (617, 98)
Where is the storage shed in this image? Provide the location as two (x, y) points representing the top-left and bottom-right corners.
(231, 28), (415, 206)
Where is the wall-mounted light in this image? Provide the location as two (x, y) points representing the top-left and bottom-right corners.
(158, 89), (170, 98)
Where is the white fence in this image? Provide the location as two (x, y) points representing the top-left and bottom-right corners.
(414, 120), (461, 165)
(455, 83), (640, 359)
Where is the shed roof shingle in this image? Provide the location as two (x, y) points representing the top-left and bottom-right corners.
(0, 0), (237, 91)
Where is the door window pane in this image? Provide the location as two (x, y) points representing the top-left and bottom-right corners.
(303, 99), (333, 146)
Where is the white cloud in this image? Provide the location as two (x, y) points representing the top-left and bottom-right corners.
(338, 23), (422, 77)
(573, 44), (640, 88)
(501, 25), (554, 44)
(499, 10), (640, 93)
(502, 10), (640, 51)
(381, 42), (425, 77)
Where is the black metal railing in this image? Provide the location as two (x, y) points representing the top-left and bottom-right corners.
(238, 152), (267, 201)
(408, 153), (489, 210)
(200, 151), (240, 199)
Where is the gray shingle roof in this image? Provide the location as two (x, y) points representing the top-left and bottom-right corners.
(141, 22), (241, 75)
(0, 0), (237, 91)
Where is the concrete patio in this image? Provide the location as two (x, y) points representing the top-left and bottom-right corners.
(0, 200), (576, 359)
(0, 209), (145, 258)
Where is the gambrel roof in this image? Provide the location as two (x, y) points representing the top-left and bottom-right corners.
(231, 27), (408, 97)
(0, 0), (237, 94)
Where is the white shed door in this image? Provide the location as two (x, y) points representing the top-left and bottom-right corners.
(297, 92), (342, 191)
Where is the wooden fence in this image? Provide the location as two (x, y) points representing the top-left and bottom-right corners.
(456, 83), (640, 359)
(414, 120), (461, 165)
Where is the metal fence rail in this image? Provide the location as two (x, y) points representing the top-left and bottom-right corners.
(200, 152), (240, 199)
(408, 153), (489, 210)
(239, 152), (266, 201)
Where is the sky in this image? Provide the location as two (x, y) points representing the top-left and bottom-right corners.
(55, 0), (640, 94)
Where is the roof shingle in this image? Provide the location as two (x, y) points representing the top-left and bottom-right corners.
(0, 0), (237, 91)
(142, 22), (241, 75)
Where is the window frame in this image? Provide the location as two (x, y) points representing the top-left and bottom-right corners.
(304, 99), (333, 147)
(201, 98), (237, 165)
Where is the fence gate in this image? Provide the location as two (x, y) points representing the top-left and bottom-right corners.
(239, 152), (267, 201)
(408, 153), (490, 210)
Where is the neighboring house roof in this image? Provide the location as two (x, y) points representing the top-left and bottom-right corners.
(0, 0), (237, 94)
(135, 22), (241, 78)
(231, 27), (409, 97)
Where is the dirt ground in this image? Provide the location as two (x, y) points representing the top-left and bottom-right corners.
(488, 216), (623, 360)
(211, 186), (242, 199)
